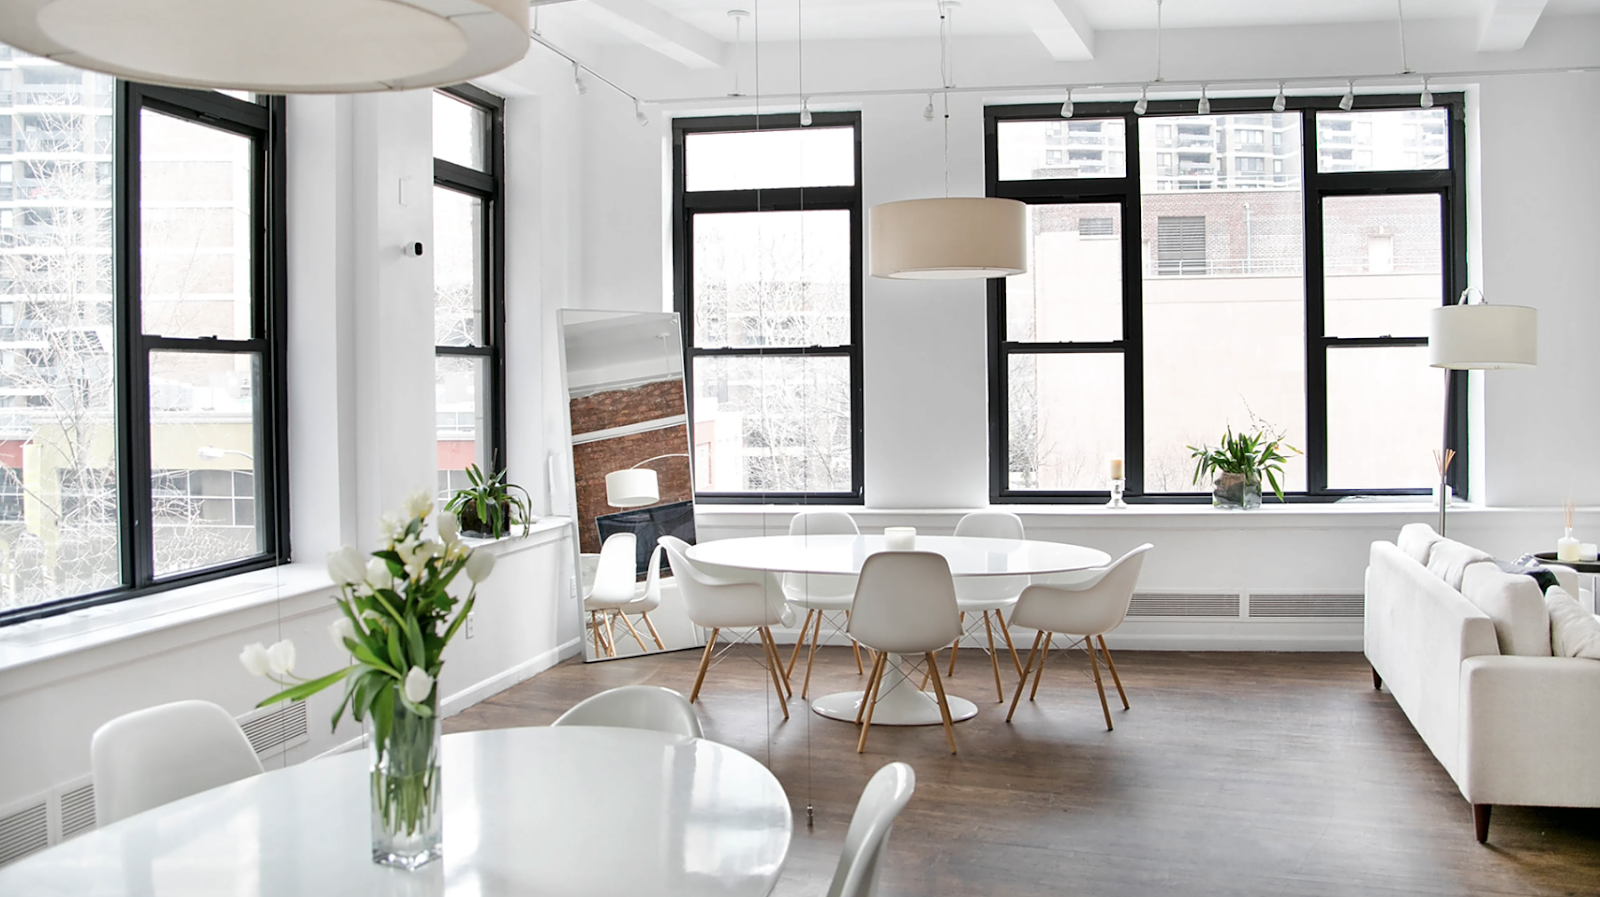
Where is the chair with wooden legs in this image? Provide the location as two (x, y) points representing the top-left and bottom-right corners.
(658, 535), (797, 718)
(825, 762), (917, 897)
(782, 510), (865, 699)
(1006, 544), (1152, 730)
(614, 543), (667, 651)
(582, 532), (639, 657)
(941, 511), (1028, 702)
(849, 551), (963, 754)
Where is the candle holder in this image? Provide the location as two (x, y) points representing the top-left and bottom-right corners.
(1106, 478), (1127, 509)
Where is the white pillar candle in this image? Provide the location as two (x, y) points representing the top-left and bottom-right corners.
(1581, 543), (1598, 563)
(1108, 458), (1125, 481)
(884, 527), (916, 550)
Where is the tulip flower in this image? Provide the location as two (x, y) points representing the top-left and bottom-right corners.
(329, 616), (357, 652)
(403, 666), (434, 704)
(466, 548), (496, 583)
(239, 642), (270, 677)
(266, 640), (296, 677)
(404, 490), (433, 520)
(327, 546), (366, 586)
(366, 557), (393, 590)
(438, 511), (460, 545)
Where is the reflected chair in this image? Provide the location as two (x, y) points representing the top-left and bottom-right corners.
(583, 532), (649, 657)
(92, 700), (264, 825)
(825, 762), (917, 897)
(849, 552), (963, 754)
(552, 685), (703, 738)
(659, 535), (797, 719)
(943, 511), (1028, 701)
(1006, 544), (1153, 730)
(617, 543), (667, 651)
(782, 510), (866, 698)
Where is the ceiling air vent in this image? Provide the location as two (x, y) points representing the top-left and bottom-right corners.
(0, 801), (48, 867)
(1249, 593), (1364, 618)
(1127, 592), (1241, 618)
(239, 700), (309, 759)
(58, 783), (96, 840)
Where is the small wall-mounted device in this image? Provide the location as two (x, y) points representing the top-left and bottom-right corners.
(403, 241), (425, 257)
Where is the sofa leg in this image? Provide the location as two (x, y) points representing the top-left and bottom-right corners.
(1371, 666), (1382, 690)
(1473, 804), (1491, 843)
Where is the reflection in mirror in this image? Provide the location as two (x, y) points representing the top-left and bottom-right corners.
(560, 310), (703, 662)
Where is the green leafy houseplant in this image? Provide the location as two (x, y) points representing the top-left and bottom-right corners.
(1187, 423), (1300, 507)
(444, 464), (534, 539)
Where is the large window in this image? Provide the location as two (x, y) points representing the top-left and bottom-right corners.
(432, 86), (504, 499)
(0, 49), (287, 624)
(989, 96), (1464, 502)
(673, 114), (863, 502)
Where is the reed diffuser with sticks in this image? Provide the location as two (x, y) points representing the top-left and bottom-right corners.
(1558, 499), (1581, 562)
(1433, 449), (1456, 534)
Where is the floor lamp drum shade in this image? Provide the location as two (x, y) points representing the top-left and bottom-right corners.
(606, 469), (660, 509)
(1429, 304), (1538, 369)
(870, 197), (1028, 279)
(0, 0), (530, 93)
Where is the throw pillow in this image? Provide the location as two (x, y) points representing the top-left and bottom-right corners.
(1426, 539), (1493, 592)
(1461, 562), (1553, 656)
(1397, 523), (1443, 566)
(1494, 557), (1562, 594)
(1545, 587), (1600, 660)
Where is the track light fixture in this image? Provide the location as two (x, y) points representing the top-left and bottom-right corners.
(1060, 88), (1074, 119)
(1134, 85), (1149, 116)
(1419, 77), (1433, 109)
(1272, 82), (1286, 113)
(1197, 84), (1209, 115)
(800, 97), (813, 126)
(635, 100), (649, 126)
(923, 94), (936, 121)
(1339, 80), (1355, 111)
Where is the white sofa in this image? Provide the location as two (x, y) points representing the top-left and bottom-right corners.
(1364, 523), (1600, 843)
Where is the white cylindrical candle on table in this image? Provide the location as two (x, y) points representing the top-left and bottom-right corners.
(1108, 458), (1124, 481)
(1581, 543), (1598, 562)
(884, 527), (916, 550)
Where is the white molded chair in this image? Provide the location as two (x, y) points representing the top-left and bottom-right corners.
(552, 685), (703, 738)
(659, 535), (797, 719)
(617, 543), (667, 652)
(1006, 544), (1153, 730)
(584, 532), (647, 657)
(782, 510), (865, 698)
(944, 511), (1028, 701)
(825, 762), (917, 897)
(849, 552), (963, 754)
(91, 700), (264, 825)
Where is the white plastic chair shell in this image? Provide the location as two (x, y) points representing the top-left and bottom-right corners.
(91, 700), (264, 826)
(1011, 543), (1153, 637)
(659, 535), (793, 630)
(551, 685), (703, 739)
(951, 511), (1028, 610)
(848, 551), (961, 656)
(825, 762), (917, 897)
(783, 511), (860, 611)
(584, 532), (639, 611)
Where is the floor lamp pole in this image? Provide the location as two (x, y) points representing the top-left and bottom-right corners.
(1438, 368), (1451, 536)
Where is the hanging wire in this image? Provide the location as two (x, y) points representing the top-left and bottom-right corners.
(1397, 0), (1412, 74)
(1154, 0), (1164, 82)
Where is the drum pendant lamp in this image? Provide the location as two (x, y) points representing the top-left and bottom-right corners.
(0, 0), (530, 94)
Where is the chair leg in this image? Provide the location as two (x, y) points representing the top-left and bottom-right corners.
(590, 611), (603, 656)
(603, 612), (618, 657)
(856, 655), (888, 753)
(993, 608), (1024, 678)
(1085, 636), (1114, 731)
(641, 612), (665, 650)
(801, 606), (824, 699)
(848, 611), (863, 674)
(948, 613), (963, 675)
(924, 652), (958, 754)
(1007, 631), (1044, 722)
(1098, 635), (1129, 710)
(983, 611), (1004, 702)
(1473, 804), (1491, 843)
(786, 610), (814, 679)
(757, 628), (790, 719)
(760, 627), (791, 699)
(690, 628), (718, 703)
(857, 651), (886, 724)
(1029, 633), (1054, 700)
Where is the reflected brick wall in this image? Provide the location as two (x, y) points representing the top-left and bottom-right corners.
(570, 377), (693, 554)
(569, 379), (686, 436)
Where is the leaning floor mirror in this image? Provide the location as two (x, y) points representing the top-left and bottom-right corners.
(559, 309), (704, 661)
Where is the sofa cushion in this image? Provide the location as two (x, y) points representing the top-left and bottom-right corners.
(1460, 561), (1552, 657)
(1397, 523), (1444, 566)
(1426, 538), (1493, 592)
(1545, 587), (1600, 660)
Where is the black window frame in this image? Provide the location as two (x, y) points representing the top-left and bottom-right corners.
(2, 83), (290, 626)
(432, 84), (507, 485)
(672, 112), (865, 504)
(987, 93), (1467, 504)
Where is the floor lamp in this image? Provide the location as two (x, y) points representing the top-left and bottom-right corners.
(1428, 288), (1537, 535)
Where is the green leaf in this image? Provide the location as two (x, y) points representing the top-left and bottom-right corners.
(386, 619), (407, 671)
(255, 664), (357, 708)
(372, 685), (394, 756)
(346, 639), (401, 679)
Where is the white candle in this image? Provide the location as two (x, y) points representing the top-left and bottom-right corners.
(1108, 458), (1125, 481)
(884, 527), (916, 550)
(1581, 543), (1598, 563)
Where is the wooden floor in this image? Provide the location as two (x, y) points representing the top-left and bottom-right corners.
(447, 646), (1600, 897)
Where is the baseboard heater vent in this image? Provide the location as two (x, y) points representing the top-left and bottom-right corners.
(1249, 593), (1365, 618)
(0, 801), (48, 867)
(1128, 593), (1241, 618)
(58, 784), (96, 840)
(240, 700), (309, 759)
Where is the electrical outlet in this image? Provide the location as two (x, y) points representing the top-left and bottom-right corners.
(466, 612), (476, 639)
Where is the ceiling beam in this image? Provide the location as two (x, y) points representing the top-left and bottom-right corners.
(1476, 0), (1548, 52)
(1018, 0), (1095, 62)
(582, 0), (726, 69)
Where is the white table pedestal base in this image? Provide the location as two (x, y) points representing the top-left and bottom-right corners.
(811, 653), (979, 726)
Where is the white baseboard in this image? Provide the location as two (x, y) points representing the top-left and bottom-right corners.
(440, 637), (581, 717)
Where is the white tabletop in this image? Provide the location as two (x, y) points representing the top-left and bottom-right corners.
(0, 726), (793, 897)
(688, 534), (1110, 577)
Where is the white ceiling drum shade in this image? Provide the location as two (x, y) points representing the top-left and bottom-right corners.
(605, 469), (660, 509)
(0, 0), (530, 94)
(869, 197), (1029, 280)
(1429, 304), (1537, 369)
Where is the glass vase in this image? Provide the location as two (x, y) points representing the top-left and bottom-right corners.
(369, 691), (442, 870)
(1212, 473), (1262, 510)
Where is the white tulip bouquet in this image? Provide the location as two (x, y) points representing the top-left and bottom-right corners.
(240, 491), (494, 865)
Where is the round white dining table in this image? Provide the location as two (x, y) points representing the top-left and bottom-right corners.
(0, 726), (793, 897)
(687, 534), (1111, 727)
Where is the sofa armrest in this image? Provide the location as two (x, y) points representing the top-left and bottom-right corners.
(1459, 655), (1600, 807)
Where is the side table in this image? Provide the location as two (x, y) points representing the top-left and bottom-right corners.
(1533, 552), (1600, 613)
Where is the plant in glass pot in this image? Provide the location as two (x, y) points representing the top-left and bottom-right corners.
(1187, 423), (1299, 509)
(444, 463), (535, 539)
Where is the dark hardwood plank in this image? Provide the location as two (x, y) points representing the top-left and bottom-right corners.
(446, 647), (1600, 897)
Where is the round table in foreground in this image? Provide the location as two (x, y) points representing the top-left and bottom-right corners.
(0, 726), (792, 897)
(687, 534), (1111, 727)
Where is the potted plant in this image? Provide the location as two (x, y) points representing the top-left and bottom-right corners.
(444, 464), (535, 539)
(1187, 423), (1299, 509)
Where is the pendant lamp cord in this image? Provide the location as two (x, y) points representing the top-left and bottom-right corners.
(938, 1), (952, 197)
(1155, 0), (1163, 82)
(1397, 0), (1412, 73)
